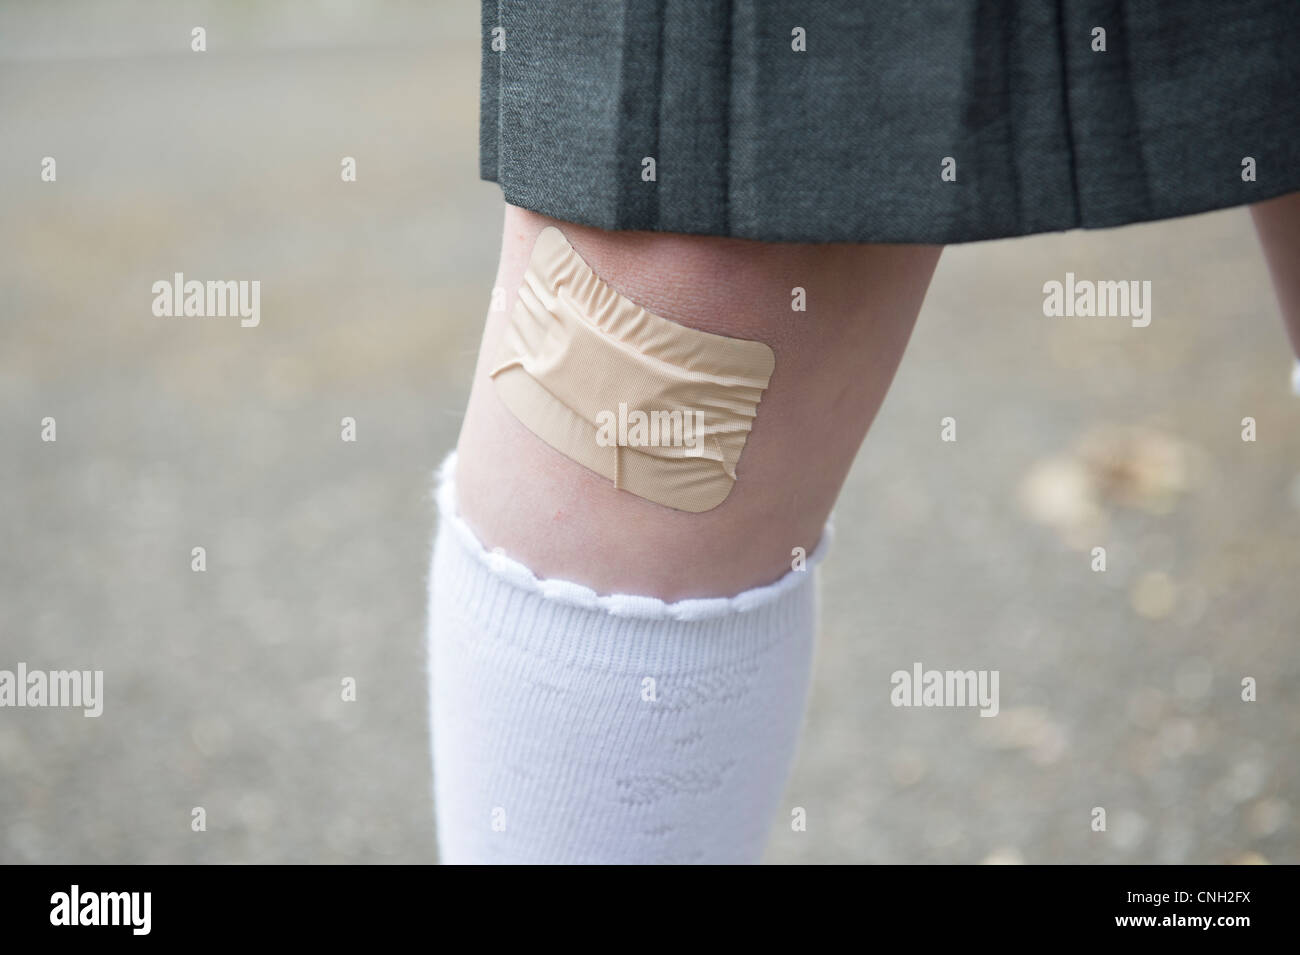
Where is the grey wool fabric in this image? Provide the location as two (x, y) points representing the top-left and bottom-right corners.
(479, 1), (1300, 244)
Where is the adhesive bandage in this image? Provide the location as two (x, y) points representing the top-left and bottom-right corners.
(490, 227), (775, 512)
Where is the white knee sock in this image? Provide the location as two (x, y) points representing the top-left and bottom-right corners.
(426, 453), (828, 864)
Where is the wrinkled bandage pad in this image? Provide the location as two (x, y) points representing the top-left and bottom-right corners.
(490, 227), (775, 512)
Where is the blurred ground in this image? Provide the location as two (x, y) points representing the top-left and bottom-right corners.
(1, 1), (1297, 864)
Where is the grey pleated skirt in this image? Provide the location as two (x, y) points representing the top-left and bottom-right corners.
(478, 1), (1299, 244)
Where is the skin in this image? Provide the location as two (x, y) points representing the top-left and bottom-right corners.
(455, 204), (942, 600)
(1251, 191), (1300, 356)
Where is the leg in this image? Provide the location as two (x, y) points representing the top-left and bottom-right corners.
(456, 206), (941, 600)
(1251, 190), (1300, 359)
(430, 205), (940, 863)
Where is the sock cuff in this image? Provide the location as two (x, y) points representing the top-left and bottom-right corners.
(435, 451), (829, 622)
(430, 451), (829, 674)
